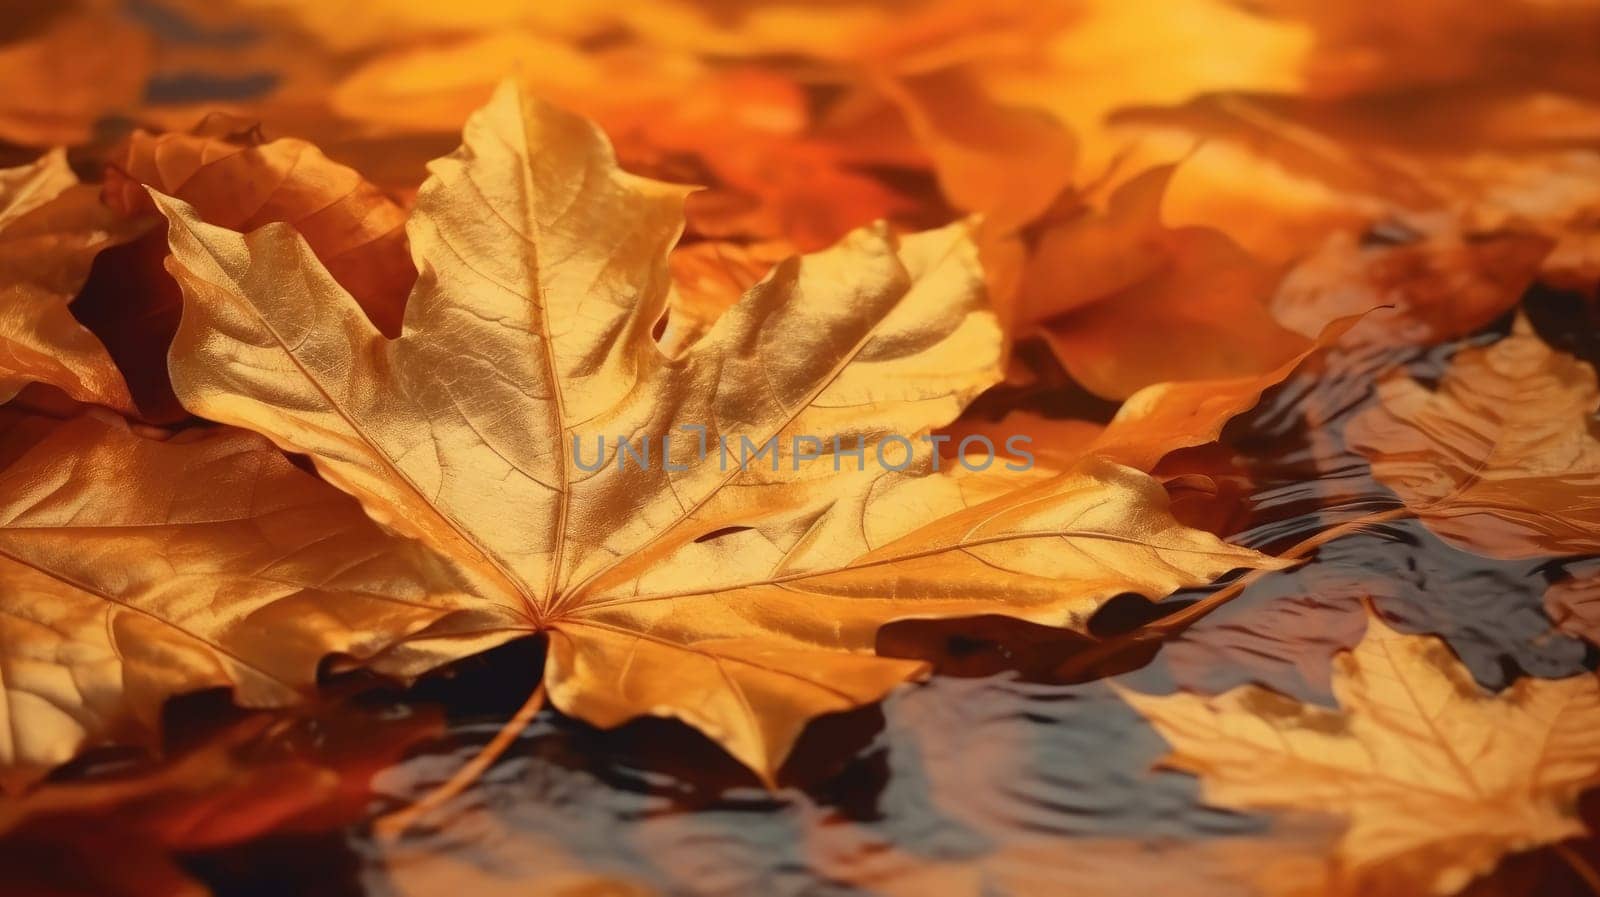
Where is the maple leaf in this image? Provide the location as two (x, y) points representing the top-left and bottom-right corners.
(0, 411), (463, 780)
(148, 82), (1286, 782)
(1346, 317), (1600, 559)
(0, 149), (142, 415)
(1121, 609), (1600, 896)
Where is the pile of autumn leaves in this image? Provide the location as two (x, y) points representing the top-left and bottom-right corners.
(4, 1), (1600, 895)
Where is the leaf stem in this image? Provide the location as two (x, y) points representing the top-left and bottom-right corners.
(373, 680), (547, 840)
(1054, 505), (1412, 680)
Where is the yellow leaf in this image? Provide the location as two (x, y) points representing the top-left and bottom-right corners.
(1121, 610), (1600, 896)
(1347, 317), (1600, 559)
(151, 82), (1286, 782)
(0, 412), (474, 781)
(0, 150), (140, 414)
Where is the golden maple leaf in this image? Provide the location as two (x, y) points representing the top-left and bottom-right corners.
(1347, 317), (1600, 559)
(0, 411), (460, 780)
(146, 82), (1286, 782)
(1121, 610), (1600, 896)
(0, 149), (142, 415)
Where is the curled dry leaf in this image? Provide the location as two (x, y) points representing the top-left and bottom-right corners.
(148, 82), (1286, 783)
(1347, 317), (1600, 559)
(0, 412), (467, 779)
(105, 124), (415, 335)
(1122, 610), (1600, 897)
(0, 150), (141, 415)
(70, 122), (416, 422)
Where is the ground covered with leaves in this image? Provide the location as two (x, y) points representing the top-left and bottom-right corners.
(1, 2), (1600, 896)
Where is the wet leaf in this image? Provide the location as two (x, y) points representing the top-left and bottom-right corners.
(1122, 609), (1600, 896)
(0, 704), (440, 897)
(1347, 317), (1600, 559)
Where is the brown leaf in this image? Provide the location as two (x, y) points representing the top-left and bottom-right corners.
(1546, 569), (1600, 647)
(0, 704), (440, 897)
(105, 124), (415, 335)
(1273, 217), (1553, 347)
(949, 315), (1362, 473)
(1015, 165), (1310, 400)
(0, 5), (152, 146)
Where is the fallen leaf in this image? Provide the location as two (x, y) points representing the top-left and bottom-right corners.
(1546, 569), (1600, 647)
(1015, 165), (1310, 400)
(67, 120), (416, 421)
(1109, 87), (1600, 292)
(1346, 317), (1600, 559)
(878, 65), (1076, 235)
(105, 122), (415, 335)
(0, 703), (441, 897)
(0, 150), (141, 414)
(984, 0), (1311, 172)
(1273, 218), (1552, 347)
(150, 83), (1285, 783)
(0, 4), (152, 146)
(1253, 0), (1600, 100)
(1122, 609), (1600, 896)
(949, 314), (1363, 473)
(189, 25), (918, 251)
(0, 411), (468, 780)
